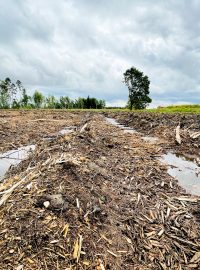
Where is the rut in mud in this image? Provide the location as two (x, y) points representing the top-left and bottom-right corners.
(0, 111), (200, 269)
(106, 112), (200, 159)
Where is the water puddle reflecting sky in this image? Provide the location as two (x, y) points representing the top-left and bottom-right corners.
(105, 117), (200, 196)
(0, 145), (35, 180)
(105, 117), (159, 141)
(58, 126), (76, 135)
(161, 152), (200, 196)
(105, 117), (138, 134)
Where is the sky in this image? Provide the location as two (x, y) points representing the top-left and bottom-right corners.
(0, 0), (200, 107)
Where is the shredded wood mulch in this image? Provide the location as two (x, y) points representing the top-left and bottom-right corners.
(0, 111), (200, 269)
(0, 110), (81, 153)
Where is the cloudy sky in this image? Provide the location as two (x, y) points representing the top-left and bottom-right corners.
(0, 0), (200, 107)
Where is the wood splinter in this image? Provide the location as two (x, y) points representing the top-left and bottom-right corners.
(175, 124), (181, 144)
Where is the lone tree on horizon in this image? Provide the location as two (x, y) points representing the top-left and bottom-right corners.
(123, 67), (152, 110)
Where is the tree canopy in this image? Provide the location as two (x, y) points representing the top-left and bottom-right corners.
(124, 67), (152, 110)
(0, 78), (106, 109)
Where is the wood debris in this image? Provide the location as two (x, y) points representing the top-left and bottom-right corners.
(0, 110), (199, 269)
(175, 124), (181, 144)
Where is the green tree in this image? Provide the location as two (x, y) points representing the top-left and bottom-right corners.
(97, 99), (106, 109)
(0, 78), (17, 108)
(8, 79), (17, 105)
(0, 79), (9, 108)
(59, 96), (70, 109)
(0, 78), (106, 110)
(45, 95), (57, 108)
(123, 67), (152, 110)
(12, 99), (20, 109)
(33, 90), (44, 108)
(16, 80), (23, 93)
(20, 88), (31, 108)
(84, 96), (96, 109)
(74, 97), (85, 109)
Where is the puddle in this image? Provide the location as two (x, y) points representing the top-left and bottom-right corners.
(58, 126), (76, 135)
(161, 152), (200, 196)
(0, 124), (76, 181)
(105, 117), (159, 142)
(142, 136), (158, 143)
(0, 145), (35, 181)
(105, 117), (137, 134)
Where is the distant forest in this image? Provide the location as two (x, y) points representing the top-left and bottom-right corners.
(0, 78), (106, 109)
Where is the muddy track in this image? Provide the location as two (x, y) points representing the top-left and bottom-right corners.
(105, 112), (200, 159)
(0, 111), (200, 269)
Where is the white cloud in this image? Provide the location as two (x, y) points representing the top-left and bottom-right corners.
(0, 0), (200, 105)
(106, 99), (127, 108)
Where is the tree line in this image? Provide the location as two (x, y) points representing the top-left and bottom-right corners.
(0, 67), (152, 110)
(0, 78), (106, 109)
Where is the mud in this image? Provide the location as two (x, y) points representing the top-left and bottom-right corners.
(106, 112), (200, 158)
(0, 110), (200, 269)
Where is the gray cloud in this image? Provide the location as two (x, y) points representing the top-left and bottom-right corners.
(0, 0), (200, 107)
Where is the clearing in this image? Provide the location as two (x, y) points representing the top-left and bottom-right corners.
(0, 110), (199, 270)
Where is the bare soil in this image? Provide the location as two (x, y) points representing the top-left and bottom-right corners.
(0, 110), (200, 270)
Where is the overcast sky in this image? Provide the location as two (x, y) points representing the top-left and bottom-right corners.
(0, 0), (199, 107)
